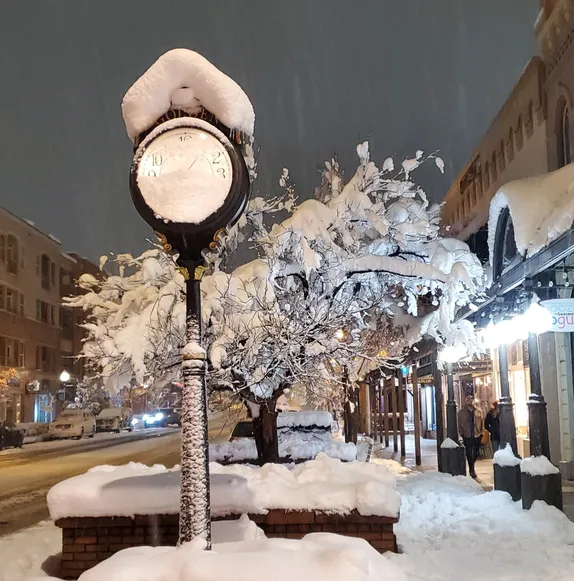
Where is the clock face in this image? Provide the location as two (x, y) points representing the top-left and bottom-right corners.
(136, 125), (234, 224)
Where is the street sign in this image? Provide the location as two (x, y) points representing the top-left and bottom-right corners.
(540, 299), (574, 332)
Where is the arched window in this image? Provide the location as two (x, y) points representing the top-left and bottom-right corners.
(499, 141), (506, 172)
(491, 152), (497, 182)
(493, 208), (519, 279)
(507, 128), (514, 162)
(6, 235), (18, 275)
(516, 116), (524, 150)
(558, 102), (572, 167)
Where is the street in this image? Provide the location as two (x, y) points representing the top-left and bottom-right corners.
(0, 411), (240, 536)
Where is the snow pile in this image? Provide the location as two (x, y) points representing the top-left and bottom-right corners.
(440, 437), (459, 449)
(277, 411), (332, 429)
(488, 163), (574, 263)
(78, 534), (405, 581)
(391, 471), (574, 581)
(209, 439), (357, 464)
(492, 444), (521, 467)
(0, 521), (61, 581)
(520, 455), (560, 476)
(122, 48), (254, 141)
(47, 455), (401, 521)
(0, 517), (265, 581)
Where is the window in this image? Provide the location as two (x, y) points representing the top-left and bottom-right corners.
(36, 300), (50, 323)
(50, 305), (55, 325)
(41, 254), (50, 290)
(493, 207), (519, 279)
(6, 235), (18, 275)
(484, 163), (490, 189)
(491, 152), (497, 182)
(36, 345), (55, 372)
(19, 294), (24, 316)
(558, 102), (572, 168)
(0, 235), (5, 262)
(6, 340), (14, 366)
(507, 129), (514, 162)
(516, 118), (524, 151)
(526, 101), (534, 138)
(6, 288), (16, 313)
(36, 256), (40, 276)
(50, 262), (56, 287)
(499, 141), (506, 172)
(17, 341), (25, 367)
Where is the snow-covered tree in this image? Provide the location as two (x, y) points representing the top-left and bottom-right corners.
(67, 142), (484, 463)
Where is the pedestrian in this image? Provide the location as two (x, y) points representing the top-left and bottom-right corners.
(485, 401), (501, 453)
(458, 394), (484, 478)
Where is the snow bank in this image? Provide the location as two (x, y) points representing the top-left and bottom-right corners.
(277, 411), (332, 429)
(492, 444), (521, 467)
(78, 534), (405, 581)
(488, 163), (574, 263)
(122, 48), (254, 141)
(520, 455), (560, 476)
(391, 471), (574, 581)
(47, 455), (401, 521)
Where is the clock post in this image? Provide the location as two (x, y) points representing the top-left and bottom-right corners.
(127, 108), (251, 547)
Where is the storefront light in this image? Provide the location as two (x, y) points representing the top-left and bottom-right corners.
(481, 303), (552, 348)
(438, 344), (467, 364)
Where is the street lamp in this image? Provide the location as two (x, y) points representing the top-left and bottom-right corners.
(59, 370), (71, 383)
(124, 50), (252, 546)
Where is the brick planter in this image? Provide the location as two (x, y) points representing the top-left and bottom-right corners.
(56, 510), (398, 579)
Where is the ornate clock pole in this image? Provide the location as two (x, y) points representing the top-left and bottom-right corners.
(123, 49), (253, 547)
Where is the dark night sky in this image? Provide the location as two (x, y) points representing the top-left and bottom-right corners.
(0, 0), (538, 261)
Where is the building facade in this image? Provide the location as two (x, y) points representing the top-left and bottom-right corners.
(0, 207), (98, 424)
(437, 0), (574, 475)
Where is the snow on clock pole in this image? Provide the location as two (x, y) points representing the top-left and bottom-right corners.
(122, 49), (254, 546)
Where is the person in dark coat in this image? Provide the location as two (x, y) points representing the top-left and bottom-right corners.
(485, 401), (501, 453)
(458, 394), (484, 478)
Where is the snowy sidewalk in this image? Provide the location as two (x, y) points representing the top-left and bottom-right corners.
(372, 434), (574, 522)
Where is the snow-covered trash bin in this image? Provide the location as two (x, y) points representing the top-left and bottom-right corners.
(48, 456), (401, 577)
(493, 444), (521, 501)
(440, 437), (466, 477)
(520, 455), (563, 511)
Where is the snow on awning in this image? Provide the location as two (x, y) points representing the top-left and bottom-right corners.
(487, 163), (574, 265)
(122, 49), (255, 141)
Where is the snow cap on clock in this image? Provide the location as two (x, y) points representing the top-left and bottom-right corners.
(122, 48), (255, 142)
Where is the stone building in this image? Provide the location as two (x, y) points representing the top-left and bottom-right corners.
(0, 207), (99, 424)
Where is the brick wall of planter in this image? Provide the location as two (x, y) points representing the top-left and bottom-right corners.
(56, 510), (398, 579)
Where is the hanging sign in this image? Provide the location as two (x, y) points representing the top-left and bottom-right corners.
(540, 299), (574, 332)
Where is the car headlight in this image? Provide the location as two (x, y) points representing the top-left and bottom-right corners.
(131, 418), (139, 426)
(142, 414), (149, 421)
(155, 412), (164, 421)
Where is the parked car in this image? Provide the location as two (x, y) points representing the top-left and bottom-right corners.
(143, 408), (181, 428)
(96, 407), (133, 433)
(230, 420), (254, 441)
(0, 421), (24, 450)
(49, 409), (96, 439)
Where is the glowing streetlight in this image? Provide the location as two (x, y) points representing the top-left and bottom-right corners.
(59, 370), (71, 382)
(335, 329), (345, 341)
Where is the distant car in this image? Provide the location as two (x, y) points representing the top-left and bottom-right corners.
(142, 408), (181, 428)
(230, 420), (254, 441)
(0, 422), (24, 450)
(49, 409), (96, 440)
(96, 407), (133, 433)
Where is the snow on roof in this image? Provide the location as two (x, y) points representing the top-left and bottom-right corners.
(47, 455), (400, 520)
(122, 48), (254, 141)
(488, 163), (574, 265)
